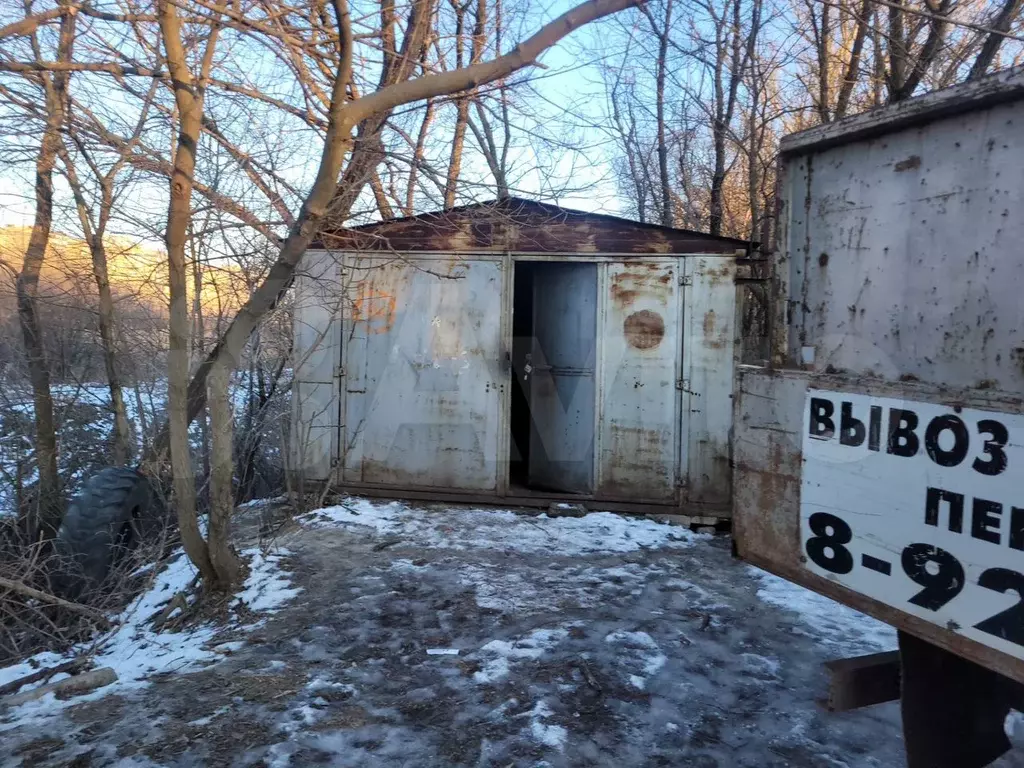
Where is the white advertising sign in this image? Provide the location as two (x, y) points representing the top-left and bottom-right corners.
(801, 390), (1024, 660)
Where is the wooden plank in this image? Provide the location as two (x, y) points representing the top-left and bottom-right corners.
(823, 651), (900, 712)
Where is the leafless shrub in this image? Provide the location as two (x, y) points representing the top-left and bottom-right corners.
(0, 511), (175, 665)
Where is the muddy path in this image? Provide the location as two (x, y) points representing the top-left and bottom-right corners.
(5, 502), (1020, 767)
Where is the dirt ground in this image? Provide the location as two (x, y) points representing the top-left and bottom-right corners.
(4, 500), (1024, 768)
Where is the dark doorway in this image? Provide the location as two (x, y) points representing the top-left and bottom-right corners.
(509, 261), (598, 494)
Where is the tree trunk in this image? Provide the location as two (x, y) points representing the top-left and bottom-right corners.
(444, 0), (470, 208)
(17, 3), (76, 539)
(890, 0), (952, 102)
(158, 0), (220, 586)
(818, 1), (831, 122)
(834, 0), (872, 120)
(191, 249), (211, 484)
(654, 0), (673, 226)
(91, 235), (133, 465)
(60, 143), (135, 467)
(872, 9), (884, 107)
(407, 97), (435, 214)
(207, 359), (241, 586)
(709, 38), (727, 237)
(968, 0), (1023, 80)
(886, 3), (907, 98)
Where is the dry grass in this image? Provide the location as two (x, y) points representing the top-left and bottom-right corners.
(0, 513), (176, 665)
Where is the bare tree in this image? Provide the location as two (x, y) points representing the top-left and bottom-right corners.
(57, 83), (160, 466)
(14, 1), (76, 539)
(158, 0), (240, 589)
(970, 0), (1024, 77)
(641, 0), (675, 226)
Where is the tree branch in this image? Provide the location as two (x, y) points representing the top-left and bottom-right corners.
(0, 576), (110, 628)
(345, 0), (646, 124)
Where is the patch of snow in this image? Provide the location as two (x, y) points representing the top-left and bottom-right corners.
(88, 552), (217, 692)
(188, 706), (229, 727)
(305, 497), (706, 555)
(237, 548), (302, 614)
(473, 628), (569, 684)
(604, 630), (659, 649)
(527, 701), (567, 750)
(741, 652), (782, 678)
(130, 562), (156, 577)
(306, 677), (357, 696)
(426, 648), (460, 656)
(237, 495), (288, 509)
(266, 741), (294, 768)
(486, 697), (518, 721)
(750, 567), (897, 654)
(0, 651), (64, 692)
(279, 703), (320, 734)
(604, 630), (667, 689)
(457, 564), (554, 613)
(0, 546), (301, 730)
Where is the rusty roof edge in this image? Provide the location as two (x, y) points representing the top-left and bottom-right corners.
(312, 196), (755, 249)
(780, 65), (1024, 156)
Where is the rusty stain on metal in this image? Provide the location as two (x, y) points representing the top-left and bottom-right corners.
(600, 423), (673, 497)
(623, 310), (665, 350)
(610, 286), (639, 306)
(350, 287), (397, 333)
(894, 154), (922, 172)
(704, 263), (734, 287)
(703, 310), (716, 335)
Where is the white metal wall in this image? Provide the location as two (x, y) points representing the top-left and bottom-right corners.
(596, 260), (680, 501)
(290, 249), (738, 509)
(682, 256), (739, 508)
(781, 97), (1024, 392)
(291, 249), (343, 481)
(340, 255), (505, 491)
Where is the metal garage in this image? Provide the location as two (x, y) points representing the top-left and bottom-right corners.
(290, 197), (749, 520)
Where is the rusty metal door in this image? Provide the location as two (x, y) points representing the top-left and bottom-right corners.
(341, 256), (504, 491)
(528, 263), (598, 493)
(596, 260), (680, 500)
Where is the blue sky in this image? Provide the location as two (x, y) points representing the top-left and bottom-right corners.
(0, 0), (637, 243)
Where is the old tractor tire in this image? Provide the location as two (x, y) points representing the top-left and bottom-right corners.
(55, 467), (153, 597)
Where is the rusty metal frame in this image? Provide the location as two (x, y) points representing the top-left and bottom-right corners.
(734, 366), (1024, 684)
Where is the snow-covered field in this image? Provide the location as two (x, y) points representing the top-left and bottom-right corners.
(2, 498), (1021, 767)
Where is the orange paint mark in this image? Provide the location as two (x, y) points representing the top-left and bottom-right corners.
(351, 286), (397, 334)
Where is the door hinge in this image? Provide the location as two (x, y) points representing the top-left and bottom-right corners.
(676, 378), (690, 391)
(679, 274), (693, 286)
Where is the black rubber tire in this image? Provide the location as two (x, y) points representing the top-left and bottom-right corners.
(55, 467), (152, 596)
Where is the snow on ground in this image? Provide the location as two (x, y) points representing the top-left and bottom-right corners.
(749, 566), (897, 655)
(0, 546), (300, 732)
(304, 497), (705, 555)
(4, 497), (1020, 768)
